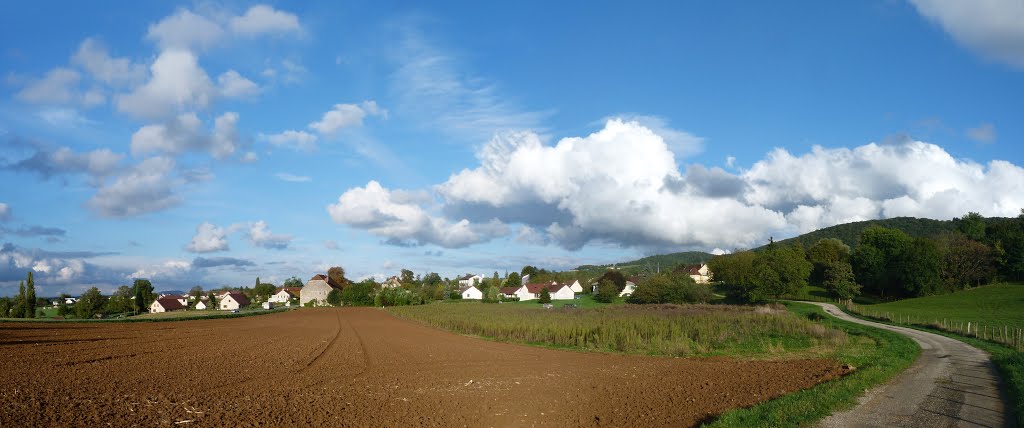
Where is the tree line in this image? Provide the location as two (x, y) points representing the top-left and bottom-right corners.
(709, 211), (1024, 302)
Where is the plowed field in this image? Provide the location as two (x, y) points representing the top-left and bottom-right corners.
(0, 308), (847, 427)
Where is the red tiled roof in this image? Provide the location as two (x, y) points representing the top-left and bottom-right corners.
(686, 265), (705, 275)
(499, 286), (522, 295)
(154, 297), (185, 311)
(161, 294), (184, 299)
(310, 274), (328, 281)
(525, 283), (566, 294)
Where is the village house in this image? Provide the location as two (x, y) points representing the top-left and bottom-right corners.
(195, 300), (209, 310)
(300, 274), (344, 306)
(150, 297), (186, 313)
(526, 283), (575, 300)
(564, 280), (583, 293)
(269, 287), (301, 304)
(457, 274), (484, 287)
(620, 277), (640, 297)
(220, 292), (251, 311)
(459, 285), (483, 300)
(686, 264), (711, 284)
(499, 284), (533, 301)
(383, 276), (402, 289)
(160, 294), (188, 307)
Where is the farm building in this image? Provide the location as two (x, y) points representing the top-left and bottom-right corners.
(460, 285), (482, 300)
(269, 287), (301, 303)
(300, 274), (344, 306)
(457, 274), (483, 287)
(220, 292), (251, 311)
(500, 285), (532, 301)
(150, 297), (186, 313)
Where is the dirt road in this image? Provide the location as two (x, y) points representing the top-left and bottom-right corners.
(1, 308), (846, 427)
(808, 302), (1013, 428)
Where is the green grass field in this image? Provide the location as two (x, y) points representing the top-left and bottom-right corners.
(502, 293), (623, 308)
(848, 283), (1024, 349)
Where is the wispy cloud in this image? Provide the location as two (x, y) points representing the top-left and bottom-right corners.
(274, 172), (311, 182)
(389, 23), (551, 142)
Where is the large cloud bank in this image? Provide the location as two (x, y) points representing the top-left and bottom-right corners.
(329, 119), (1024, 250)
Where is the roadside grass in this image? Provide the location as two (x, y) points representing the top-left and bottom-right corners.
(388, 302), (850, 358)
(707, 302), (919, 427)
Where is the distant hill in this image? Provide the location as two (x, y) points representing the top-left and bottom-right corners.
(576, 251), (714, 275)
(772, 217), (958, 249)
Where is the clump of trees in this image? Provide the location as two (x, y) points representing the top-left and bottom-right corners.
(627, 271), (711, 304)
(709, 211), (1024, 302)
(1, 271), (37, 318)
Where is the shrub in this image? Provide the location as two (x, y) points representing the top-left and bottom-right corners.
(594, 279), (618, 303)
(628, 273), (711, 304)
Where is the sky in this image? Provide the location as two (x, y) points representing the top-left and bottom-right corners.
(1, 0), (1023, 296)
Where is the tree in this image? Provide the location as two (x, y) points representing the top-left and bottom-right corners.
(956, 212), (986, 241)
(132, 279), (155, 313)
(253, 281), (276, 302)
(14, 280), (26, 319)
(852, 227), (912, 297)
(594, 279), (618, 303)
(751, 242), (812, 300)
(107, 286), (134, 315)
(521, 266), (539, 277)
(340, 280), (376, 306)
(422, 272), (442, 287)
(627, 272), (709, 304)
(823, 261), (861, 300)
(57, 294), (72, 317)
(206, 292), (217, 310)
(328, 266), (348, 287)
(0, 297), (11, 318)
(75, 287), (107, 319)
(708, 251), (759, 300)
(283, 276), (303, 288)
(505, 272), (522, 287)
(807, 238), (850, 286)
(399, 269), (415, 285)
(596, 270), (627, 293)
(326, 288), (343, 307)
(189, 285), (204, 298)
(898, 237), (943, 296)
(25, 271), (36, 318)
(936, 232), (994, 290)
(538, 286), (551, 303)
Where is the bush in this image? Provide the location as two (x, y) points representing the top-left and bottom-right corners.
(594, 279), (618, 303)
(628, 273), (711, 304)
(538, 287), (551, 303)
(341, 281), (376, 306)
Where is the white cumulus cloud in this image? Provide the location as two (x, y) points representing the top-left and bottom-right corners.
(308, 101), (387, 137)
(260, 130), (318, 151)
(71, 38), (147, 87)
(230, 5), (303, 36)
(248, 220), (292, 250)
(217, 70), (260, 98)
(186, 222), (230, 253)
(909, 0), (1024, 69)
(116, 49), (215, 119)
(130, 111), (240, 159)
(87, 156), (182, 218)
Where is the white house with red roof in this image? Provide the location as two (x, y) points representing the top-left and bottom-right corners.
(459, 285), (482, 300)
(499, 284), (532, 301)
(150, 297), (186, 313)
(269, 287), (301, 304)
(219, 292), (251, 310)
(523, 283), (575, 300)
(685, 264), (711, 284)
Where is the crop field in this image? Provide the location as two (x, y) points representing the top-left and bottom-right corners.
(388, 302), (848, 358)
(0, 308), (850, 427)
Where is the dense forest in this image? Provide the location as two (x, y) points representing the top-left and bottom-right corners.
(710, 212), (1024, 302)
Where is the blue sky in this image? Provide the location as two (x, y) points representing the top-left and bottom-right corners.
(1, 1), (1023, 296)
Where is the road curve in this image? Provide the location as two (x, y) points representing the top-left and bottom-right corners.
(806, 302), (1014, 428)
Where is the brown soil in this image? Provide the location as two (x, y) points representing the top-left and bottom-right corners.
(0, 308), (847, 427)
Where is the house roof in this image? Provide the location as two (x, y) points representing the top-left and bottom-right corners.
(685, 264), (706, 275)
(161, 294), (184, 300)
(309, 274), (346, 289)
(154, 297), (185, 311)
(224, 292), (250, 306)
(525, 283), (567, 294)
(499, 286), (523, 294)
(276, 287), (302, 297)
(310, 274), (328, 281)
(458, 274), (479, 281)
(458, 285), (478, 294)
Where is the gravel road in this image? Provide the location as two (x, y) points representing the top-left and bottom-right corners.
(809, 302), (1014, 428)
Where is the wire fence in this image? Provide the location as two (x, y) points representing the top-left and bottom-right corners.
(845, 303), (1024, 352)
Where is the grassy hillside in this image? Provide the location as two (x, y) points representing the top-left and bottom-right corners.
(851, 283), (1024, 331)
(774, 217), (957, 249)
(576, 251), (713, 275)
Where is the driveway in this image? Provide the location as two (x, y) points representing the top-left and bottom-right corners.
(808, 302), (1014, 428)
